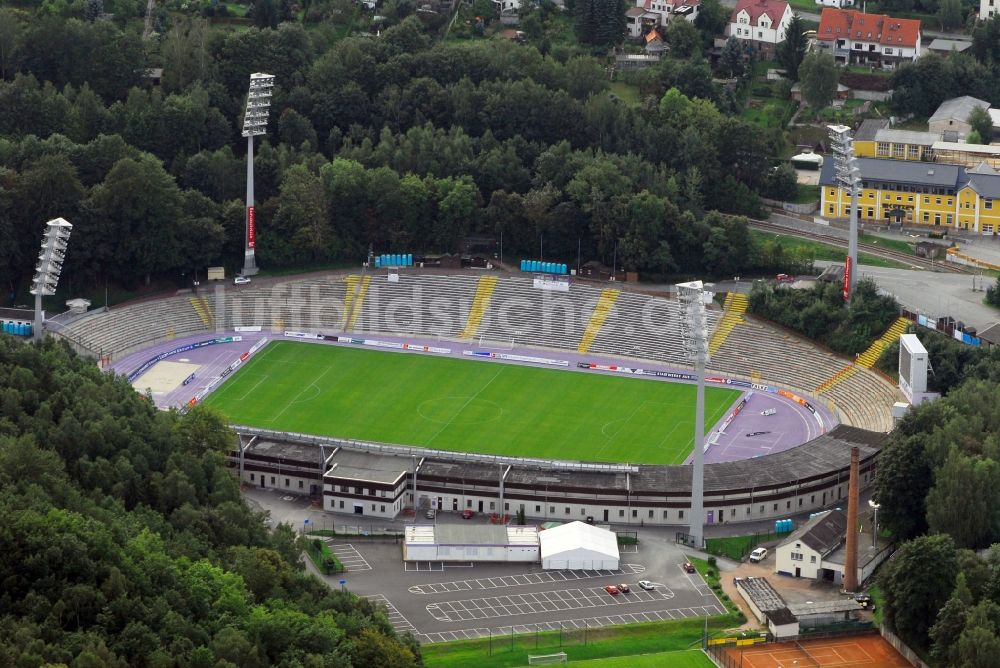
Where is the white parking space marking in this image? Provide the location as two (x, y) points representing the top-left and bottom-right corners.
(329, 543), (372, 572)
(407, 564), (646, 594)
(365, 594), (418, 635)
(678, 566), (715, 598)
(405, 561), (445, 572)
(423, 585), (675, 622)
(416, 603), (727, 644)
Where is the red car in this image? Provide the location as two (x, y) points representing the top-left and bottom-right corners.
(604, 585), (620, 595)
(462, 509), (474, 520)
(617, 583), (631, 593)
(683, 561), (696, 573)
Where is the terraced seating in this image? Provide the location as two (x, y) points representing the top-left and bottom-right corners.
(220, 278), (351, 332)
(59, 296), (208, 357)
(576, 288), (619, 353)
(351, 273), (482, 337)
(459, 275), (499, 340)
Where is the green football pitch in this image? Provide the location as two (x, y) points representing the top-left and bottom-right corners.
(204, 341), (742, 465)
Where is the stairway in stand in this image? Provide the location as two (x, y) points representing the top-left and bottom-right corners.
(856, 317), (909, 369)
(708, 293), (748, 357)
(459, 275), (499, 340)
(189, 296), (213, 329)
(577, 288), (620, 353)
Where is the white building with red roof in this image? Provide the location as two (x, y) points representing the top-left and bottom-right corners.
(727, 0), (793, 56)
(815, 8), (921, 69)
(626, 0), (699, 39)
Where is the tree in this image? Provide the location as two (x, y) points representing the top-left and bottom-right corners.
(798, 52), (838, 110)
(694, 0), (730, 49)
(777, 14), (808, 79)
(987, 276), (1000, 308)
(666, 18), (700, 59)
(968, 105), (993, 144)
(937, 0), (963, 29)
(83, 0), (103, 21)
(881, 534), (959, 650)
(718, 37), (747, 79)
(574, 0), (624, 45)
(926, 450), (1000, 549)
(930, 582), (971, 665)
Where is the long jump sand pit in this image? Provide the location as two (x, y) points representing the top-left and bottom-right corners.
(133, 361), (201, 395)
(722, 634), (911, 668)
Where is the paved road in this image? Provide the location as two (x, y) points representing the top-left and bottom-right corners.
(815, 260), (999, 330)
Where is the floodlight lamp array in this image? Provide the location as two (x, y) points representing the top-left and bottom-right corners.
(242, 73), (275, 138)
(30, 218), (72, 296)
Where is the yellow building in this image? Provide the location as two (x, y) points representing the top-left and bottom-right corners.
(820, 158), (1000, 234)
(853, 128), (940, 161)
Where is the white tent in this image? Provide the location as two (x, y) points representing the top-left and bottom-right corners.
(539, 521), (620, 570)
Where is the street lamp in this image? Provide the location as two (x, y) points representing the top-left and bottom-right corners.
(828, 124), (860, 304)
(869, 499), (880, 548)
(241, 72), (275, 278)
(30, 217), (73, 342)
(678, 280), (710, 548)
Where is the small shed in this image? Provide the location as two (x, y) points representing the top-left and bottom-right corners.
(65, 298), (91, 314)
(539, 521), (619, 570)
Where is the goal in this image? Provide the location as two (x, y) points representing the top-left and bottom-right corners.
(527, 652), (567, 665)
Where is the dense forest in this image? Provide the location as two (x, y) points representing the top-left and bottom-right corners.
(0, 335), (422, 666)
(0, 4), (800, 302)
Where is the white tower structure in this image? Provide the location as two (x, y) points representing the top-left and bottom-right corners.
(677, 280), (709, 548)
(828, 125), (860, 303)
(241, 73), (275, 277)
(30, 218), (73, 342)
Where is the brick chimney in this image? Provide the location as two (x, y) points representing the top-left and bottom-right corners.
(843, 446), (860, 593)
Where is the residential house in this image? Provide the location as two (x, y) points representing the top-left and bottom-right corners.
(727, 0), (793, 57)
(854, 128), (942, 161)
(815, 8), (921, 69)
(928, 95), (990, 135)
(815, 0), (854, 7)
(981, 0), (998, 20)
(926, 38), (972, 55)
(774, 510), (891, 585)
(626, 0), (699, 39)
(820, 157), (1000, 234)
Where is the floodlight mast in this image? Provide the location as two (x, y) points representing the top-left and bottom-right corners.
(828, 124), (860, 304)
(241, 73), (275, 277)
(30, 218), (73, 342)
(677, 280), (709, 549)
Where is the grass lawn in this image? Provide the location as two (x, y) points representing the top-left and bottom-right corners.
(609, 81), (642, 106)
(786, 0), (818, 12)
(859, 233), (915, 255)
(303, 537), (343, 574)
(750, 230), (912, 270)
(421, 615), (743, 668)
(204, 341), (742, 465)
(705, 530), (788, 561)
(869, 584), (885, 626)
(792, 184), (820, 204)
(687, 557), (746, 620)
(741, 96), (797, 129)
(569, 649), (714, 666)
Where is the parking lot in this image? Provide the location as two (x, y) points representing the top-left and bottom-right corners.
(312, 528), (724, 644)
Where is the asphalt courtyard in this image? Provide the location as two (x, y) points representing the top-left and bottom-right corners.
(299, 516), (725, 644)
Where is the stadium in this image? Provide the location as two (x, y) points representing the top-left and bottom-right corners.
(51, 270), (900, 527)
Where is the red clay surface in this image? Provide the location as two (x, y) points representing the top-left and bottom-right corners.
(721, 634), (911, 667)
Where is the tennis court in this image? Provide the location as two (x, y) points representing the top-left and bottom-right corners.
(720, 635), (911, 667)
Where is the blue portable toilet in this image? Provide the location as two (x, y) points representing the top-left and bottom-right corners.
(24, 324), (32, 337)
(374, 256), (381, 267)
(520, 260), (525, 271)
(528, 260), (536, 272)
(561, 264), (567, 274)
(16, 323), (24, 336)
(406, 254), (412, 266)
(1, 322), (8, 334)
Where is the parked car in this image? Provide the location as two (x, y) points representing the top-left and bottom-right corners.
(683, 561), (696, 573)
(749, 547), (768, 563)
(462, 509), (474, 520)
(425, 509), (436, 519)
(854, 593), (872, 608)
(234, 276), (251, 285)
(604, 585), (619, 595)
(617, 583), (630, 593)
(638, 580), (655, 591)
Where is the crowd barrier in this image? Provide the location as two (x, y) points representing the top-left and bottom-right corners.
(464, 351), (569, 366)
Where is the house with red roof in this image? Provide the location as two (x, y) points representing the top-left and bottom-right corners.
(727, 0), (793, 57)
(626, 0), (699, 39)
(815, 8), (921, 69)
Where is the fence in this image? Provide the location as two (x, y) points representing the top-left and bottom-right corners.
(705, 529), (790, 561)
(879, 625), (931, 668)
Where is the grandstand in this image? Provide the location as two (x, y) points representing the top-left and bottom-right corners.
(61, 270), (900, 433)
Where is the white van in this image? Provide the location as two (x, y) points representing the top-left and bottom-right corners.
(749, 547), (768, 563)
